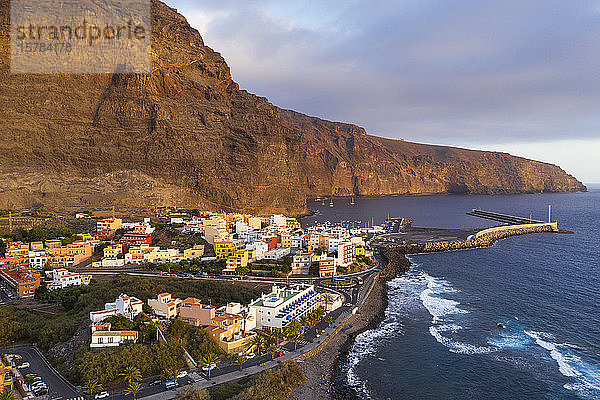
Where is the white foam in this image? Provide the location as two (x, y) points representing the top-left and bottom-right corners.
(525, 330), (600, 397)
(419, 274), (468, 324)
(345, 277), (411, 399)
(487, 329), (532, 350)
(430, 325), (497, 355)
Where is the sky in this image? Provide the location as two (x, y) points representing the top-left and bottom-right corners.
(167, 0), (600, 184)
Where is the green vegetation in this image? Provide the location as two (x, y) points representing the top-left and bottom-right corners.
(167, 320), (223, 361)
(0, 209), (19, 217)
(321, 278), (355, 287)
(236, 362), (305, 400)
(82, 378), (103, 399)
(143, 259), (227, 275)
(0, 274), (263, 385)
(242, 257), (293, 277)
(2, 226), (80, 245)
(177, 387), (210, 400)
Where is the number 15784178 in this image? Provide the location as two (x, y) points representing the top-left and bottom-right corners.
(15, 41), (72, 53)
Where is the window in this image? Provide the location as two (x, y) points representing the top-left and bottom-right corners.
(108, 337), (113, 343)
(98, 338), (103, 344)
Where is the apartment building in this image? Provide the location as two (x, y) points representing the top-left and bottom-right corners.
(291, 252), (312, 275)
(46, 268), (89, 290)
(0, 266), (41, 298)
(90, 293), (144, 323)
(319, 257), (336, 277)
(147, 293), (181, 319)
(214, 239), (236, 259)
(337, 241), (355, 267)
(179, 297), (216, 326)
(183, 245), (204, 260)
(97, 218), (122, 231)
(250, 284), (323, 329)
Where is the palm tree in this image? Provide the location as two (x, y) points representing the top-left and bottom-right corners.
(322, 293), (334, 312)
(119, 366), (141, 385)
(285, 325), (303, 350)
(272, 328), (284, 345)
(232, 354), (246, 370)
(82, 378), (103, 400)
(23, 374), (35, 389)
(249, 334), (264, 355)
(0, 390), (15, 400)
(267, 342), (277, 360)
(240, 310), (254, 335)
(300, 314), (310, 330)
(200, 352), (219, 379)
(124, 382), (142, 400)
(326, 314), (333, 327)
(162, 367), (180, 384)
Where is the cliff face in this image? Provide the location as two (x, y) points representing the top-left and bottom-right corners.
(0, 0), (586, 214)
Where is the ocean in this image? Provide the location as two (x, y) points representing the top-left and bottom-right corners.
(304, 189), (600, 400)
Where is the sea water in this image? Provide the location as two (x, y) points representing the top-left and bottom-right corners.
(305, 189), (600, 399)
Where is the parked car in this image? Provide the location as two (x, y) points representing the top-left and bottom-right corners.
(177, 370), (188, 378)
(245, 352), (256, 359)
(201, 363), (217, 372)
(95, 391), (110, 399)
(149, 379), (162, 386)
(275, 350), (286, 357)
(31, 381), (46, 389)
(17, 362), (30, 369)
(165, 381), (177, 390)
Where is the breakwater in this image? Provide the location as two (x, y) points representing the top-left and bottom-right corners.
(393, 223), (558, 254)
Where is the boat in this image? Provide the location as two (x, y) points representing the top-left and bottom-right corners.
(350, 197), (355, 205)
(329, 199), (334, 207)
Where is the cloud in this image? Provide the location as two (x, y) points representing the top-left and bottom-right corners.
(168, 0), (600, 180)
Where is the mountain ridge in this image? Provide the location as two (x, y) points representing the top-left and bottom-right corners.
(0, 0), (586, 214)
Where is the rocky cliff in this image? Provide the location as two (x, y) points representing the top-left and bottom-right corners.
(0, 0), (586, 214)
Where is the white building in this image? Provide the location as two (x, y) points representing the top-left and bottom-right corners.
(90, 323), (138, 348)
(328, 237), (341, 253)
(269, 214), (287, 228)
(147, 293), (181, 319)
(28, 251), (47, 270)
(92, 258), (126, 268)
(89, 293), (144, 323)
(247, 241), (268, 260)
(290, 236), (304, 249)
(263, 247), (291, 260)
(337, 241), (355, 267)
(46, 268), (87, 290)
(291, 252), (312, 275)
(249, 284), (323, 329)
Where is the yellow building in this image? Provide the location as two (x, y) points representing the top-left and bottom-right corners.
(1, 356), (13, 393)
(247, 216), (262, 230)
(286, 218), (301, 229)
(279, 233), (292, 248)
(103, 244), (122, 258)
(45, 239), (62, 249)
(214, 239), (236, 259)
(183, 245), (205, 260)
(6, 242), (29, 258)
(97, 218), (122, 231)
(355, 246), (366, 257)
(226, 250), (249, 270)
(30, 241), (44, 251)
(307, 235), (320, 252)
